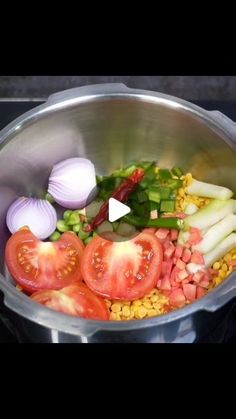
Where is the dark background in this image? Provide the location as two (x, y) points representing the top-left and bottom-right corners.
(0, 76), (236, 101)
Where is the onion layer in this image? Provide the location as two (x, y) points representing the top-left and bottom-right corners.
(48, 157), (97, 209)
(6, 197), (57, 240)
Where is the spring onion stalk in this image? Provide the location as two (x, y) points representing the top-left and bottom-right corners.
(194, 214), (236, 254)
(186, 179), (233, 200)
(187, 233), (236, 273)
(184, 199), (236, 231)
(186, 262), (205, 274)
(177, 231), (190, 245)
(184, 203), (198, 215)
(204, 233), (236, 267)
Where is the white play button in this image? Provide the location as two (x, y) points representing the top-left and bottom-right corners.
(108, 197), (131, 222)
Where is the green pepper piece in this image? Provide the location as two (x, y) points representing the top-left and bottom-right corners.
(160, 200), (176, 212)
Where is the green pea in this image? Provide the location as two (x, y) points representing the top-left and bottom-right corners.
(57, 220), (70, 233)
(73, 224), (81, 233)
(84, 236), (93, 245)
(79, 230), (90, 240)
(67, 211), (81, 226)
(49, 231), (61, 241)
(63, 210), (73, 221)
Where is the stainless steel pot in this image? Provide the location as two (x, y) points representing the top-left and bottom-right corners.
(0, 83), (236, 343)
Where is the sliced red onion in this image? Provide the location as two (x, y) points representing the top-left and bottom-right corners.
(48, 157), (97, 209)
(6, 197), (57, 240)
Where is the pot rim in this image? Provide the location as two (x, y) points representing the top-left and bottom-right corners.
(0, 83), (236, 336)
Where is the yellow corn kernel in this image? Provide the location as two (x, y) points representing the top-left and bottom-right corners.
(150, 295), (158, 303)
(213, 262), (221, 270)
(232, 255), (236, 260)
(136, 306), (147, 319)
(143, 301), (152, 309)
(178, 188), (185, 197)
(221, 263), (228, 272)
(121, 301), (131, 306)
(111, 303), (121, 313)
(219, 269), (226, 279)
(224, 254), (232, 264)
(110, 312), (118, 320)
(147, 309), (158, 317)
(215, 276), (222, 286)
(122, 306), (131, 317)
(133, 300), (142, 306)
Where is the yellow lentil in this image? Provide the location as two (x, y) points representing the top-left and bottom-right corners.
(111, 303), (121, 313)
(122, 306), (131, 317)
(213, 262), (220, 270)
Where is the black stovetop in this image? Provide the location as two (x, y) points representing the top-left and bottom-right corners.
(0, 99), (236, 343)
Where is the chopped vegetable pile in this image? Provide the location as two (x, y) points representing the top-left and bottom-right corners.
(4, 158), (236, 321)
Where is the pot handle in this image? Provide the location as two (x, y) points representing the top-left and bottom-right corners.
(46, 83), (132, 106)
(207, 110), (236, 145)
(199, 273), (236, 313)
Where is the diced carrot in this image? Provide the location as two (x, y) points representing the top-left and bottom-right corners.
(209, 268), (219, 276)
(188, 227), (202, 245)
(162, 290), (171, 297)
(160, 276), (172, 290)
(143, 228), (157, 234)
(164, 243), (176, 259)
(169, 288), (186, 307)
(196, 286), (207, 299)
(175, 212), (187, 219)
(175, 245), (184, 259)
(170, 266), (178, 282)
(176, 259), (186, 270)
(161, 261), (167, 276)
(183, 283), (196, 302)
(182, 248), (192, 263)
(191, 251), (205, 265)
(192, 271), (204, 283)
(163, 239), (172, 250)
(176, 269), (189, 281)
(155, 228), (170, 240)
(170, 229), (179, 241)
(182, 278), (190, 284)
(199, 279), (210, 288)
(166, 259), (173, 277)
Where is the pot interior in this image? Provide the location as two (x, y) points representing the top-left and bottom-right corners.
(0, 95), (235, 283)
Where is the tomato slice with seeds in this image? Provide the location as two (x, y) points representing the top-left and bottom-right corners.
(81, 231), (163, 300)
(5, 228), (84, 293)
(31, 283), (109, 320)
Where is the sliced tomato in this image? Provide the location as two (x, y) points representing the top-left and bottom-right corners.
(31, 283), (109, 320)
(81, 231), (163, 300)
(5, 228), (84, 293)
